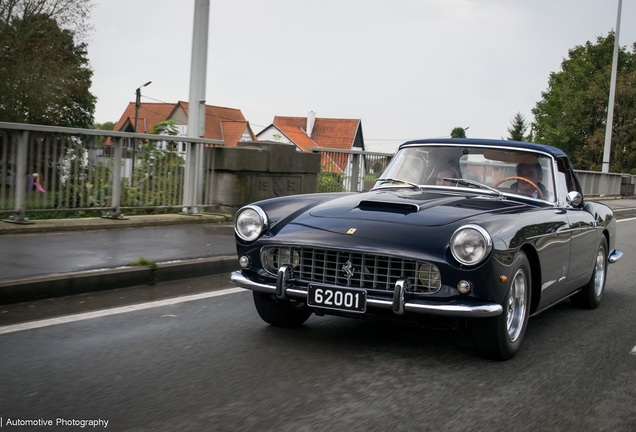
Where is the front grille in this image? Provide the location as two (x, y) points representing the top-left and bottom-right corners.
(261, 247), (441, 294)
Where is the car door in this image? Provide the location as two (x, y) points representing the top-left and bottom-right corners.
(565, 207), (598, 284)
(557, 159), (599, 289)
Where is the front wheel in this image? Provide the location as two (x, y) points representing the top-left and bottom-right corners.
(570, 237), (608, 309)
(252, 292), (312, 327)
(471, 251), (531, 360)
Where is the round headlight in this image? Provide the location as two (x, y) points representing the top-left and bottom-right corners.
(235, 206), (268, 241)
(450, 224), (492, 266)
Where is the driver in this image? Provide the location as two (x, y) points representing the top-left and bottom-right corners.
(511, 162), (547, 198)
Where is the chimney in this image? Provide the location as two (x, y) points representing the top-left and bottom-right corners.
(306, 110), (316, 138)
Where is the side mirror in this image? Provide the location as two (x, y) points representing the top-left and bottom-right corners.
(566, 191), (583, 207)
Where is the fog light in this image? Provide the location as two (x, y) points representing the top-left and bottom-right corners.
(239, 255), (250, 268)
(457, 280), (471, 294)
(417, 262), (442, 290)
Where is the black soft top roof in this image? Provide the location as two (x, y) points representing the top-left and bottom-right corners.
(401, 138), (569, 160)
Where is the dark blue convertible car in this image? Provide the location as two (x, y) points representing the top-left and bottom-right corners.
(230, 138), (622, 359)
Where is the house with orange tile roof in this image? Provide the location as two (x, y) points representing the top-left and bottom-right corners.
(257, 112), (365, 176)
(112, 101), (255, 147)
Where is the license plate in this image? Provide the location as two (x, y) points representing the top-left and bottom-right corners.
(307, 284), (367, 313)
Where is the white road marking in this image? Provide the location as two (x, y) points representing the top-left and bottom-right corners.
(617, 217), (636, 223)
(0, 288), (244, 335)
(631, 346), (636, 356)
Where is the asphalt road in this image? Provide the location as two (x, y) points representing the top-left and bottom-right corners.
(0, 220), (635, 431)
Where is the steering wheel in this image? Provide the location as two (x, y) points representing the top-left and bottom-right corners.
(495, 176), (543, 199)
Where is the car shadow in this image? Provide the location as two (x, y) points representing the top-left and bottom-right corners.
(257, 314), (475, 360)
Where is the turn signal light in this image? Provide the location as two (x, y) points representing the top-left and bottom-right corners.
(457, 280), (471, 294)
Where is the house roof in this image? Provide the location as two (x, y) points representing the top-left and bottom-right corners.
(272, 116), (361, 152)
(112, 101), (254, 146)
(275, 124), (318, 151)
(264, 115), (363, 173)
(113, 102), (175, 134)
(220, 120), (255, 147)
(178, 102), (252, 144)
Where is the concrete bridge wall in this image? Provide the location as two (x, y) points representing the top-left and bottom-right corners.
(206, 141), (321, 214)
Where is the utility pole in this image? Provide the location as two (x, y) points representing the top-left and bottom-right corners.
(133, 81), (152, 180)
(602, 0), (622, 173)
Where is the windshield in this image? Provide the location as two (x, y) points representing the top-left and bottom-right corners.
(375, 145), (556, 202)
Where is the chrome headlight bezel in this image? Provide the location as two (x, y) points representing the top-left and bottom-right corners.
(450, 224), (493, 266)
(234, 205), (268, 242)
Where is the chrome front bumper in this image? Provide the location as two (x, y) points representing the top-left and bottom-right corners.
(609, 249), (623, 264)
(230, 270), (503, 318)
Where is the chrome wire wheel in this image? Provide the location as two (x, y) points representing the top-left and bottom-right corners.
(593, 246), (607, 297)
(571, 238), (607, 310)
(506, 268), (528, 342)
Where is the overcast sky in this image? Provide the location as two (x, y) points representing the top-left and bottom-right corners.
(88, 0), (636, 152)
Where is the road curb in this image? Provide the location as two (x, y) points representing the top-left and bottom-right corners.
(0, 255), (238, 306)
(0, 213), (233, 235)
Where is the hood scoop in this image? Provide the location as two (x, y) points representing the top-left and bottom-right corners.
(358, 200), (419, 214)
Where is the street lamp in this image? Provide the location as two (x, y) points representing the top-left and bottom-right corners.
(132, 81), (151, 181)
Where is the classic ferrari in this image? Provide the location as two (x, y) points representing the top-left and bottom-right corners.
(230, 138), (623, 359)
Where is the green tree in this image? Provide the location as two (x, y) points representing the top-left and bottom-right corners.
(507, 113), (531, 141)
(94, 121), (115, 131)
(450, 127), (467, 138)
(531, 32), (636, 173)
(0, 2), (96, 127)
(151, 119), (180, 136)
(0, 0), (94, 39)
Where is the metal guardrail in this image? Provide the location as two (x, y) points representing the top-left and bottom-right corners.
(311, 147), (393, 193)
(575, 170), (625, 196)
(0, 122), (223, 223)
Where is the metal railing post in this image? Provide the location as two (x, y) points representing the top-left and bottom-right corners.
(350, 152), (361, 192)
(182, 142), (196, 214)
(4, 131), (32, 224)
(182, 141), (205, 216)
(104, 137), (126, 219)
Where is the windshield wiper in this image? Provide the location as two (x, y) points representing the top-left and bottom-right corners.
(443, 178), (504, 198)
(375, 177), (421, 190)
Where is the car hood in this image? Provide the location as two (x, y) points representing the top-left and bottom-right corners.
(282, 189), (526, 235)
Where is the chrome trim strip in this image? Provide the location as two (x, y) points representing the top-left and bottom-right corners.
(230, 271), (503, 318)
